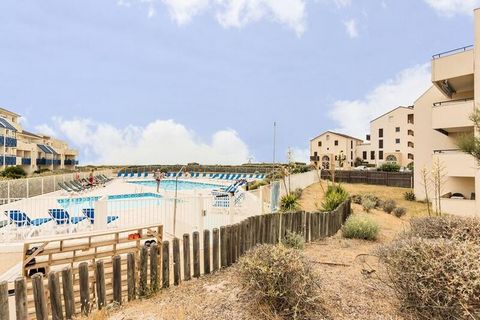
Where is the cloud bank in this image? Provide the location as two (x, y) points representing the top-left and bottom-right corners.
(329, 64), (431, 139)
(41, 118), (250, 165)
(423, 0), (480, 16)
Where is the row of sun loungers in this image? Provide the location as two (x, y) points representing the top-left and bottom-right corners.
(58, 175), (113, 194)
(4, 208), (119, 237)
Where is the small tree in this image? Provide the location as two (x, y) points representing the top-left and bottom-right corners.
(457, 108), (480, 161)
(431, 157), (446, 216)
(420, 166), (432, 216)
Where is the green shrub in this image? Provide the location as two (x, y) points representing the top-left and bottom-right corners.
(248, 179), (268, 190)
(282, 231), (305, 249)
(378, 238), (480, 319)
(406, 162), (414, 171)
(361, 193), (380, 207)
(292, 188), (303, 199)
(351, 194), (362, 204)
(408, 216), (480, 245)
(361, 197), (376, 213)
(239, 244), (319, 319)
(321, 184), (349, 211)
(382, 199), (396, 214)
(342, 214), (379, 240)
(280, 194), (300, 212)
(403, 190), (416, 201)
(379, 163), (400, 172)
(2, 166), (27, 179)
(392, 207), (407, 218)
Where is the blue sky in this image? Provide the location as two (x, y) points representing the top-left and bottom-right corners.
(0, 0), (477, 164)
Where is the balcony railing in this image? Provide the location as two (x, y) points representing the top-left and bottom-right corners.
(432, 45), (473, 60)
(64, 159), (77, 166)
(0, 155), (17, 166)
(0, 136), (17, 148)
(310, 156), (319, 162)
(433, 97), (474, 107)
(21, 157), (31, 165)
(53, 159), (61, 166)
(36, 158), (53, 166)
(434, 149), (476, 177)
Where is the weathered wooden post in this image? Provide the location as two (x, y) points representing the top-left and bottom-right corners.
(79, 262), (90, 315)
(203, 229), (211, 274)
(139, 245), (148, 297)
(183, 234), (191, 281)
(213, 228), (220, 272)
(173, 238), (181, 286)
(162, 241), (170, 288)
(48, 271), (64, 320)
(113, 255), (122, 304)
(150, 243), (159, 292)
(127, 252), (136, 301)
(14, 277), (27, 320)
(62, 267), (75, 319)
(32, 273), (48, 320)
(0, 281), (9, 320)
(95, 260), (106, 310)
(192, 231), (200, 278)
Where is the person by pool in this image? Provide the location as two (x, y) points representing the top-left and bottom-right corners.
(154, 169), (163, 192)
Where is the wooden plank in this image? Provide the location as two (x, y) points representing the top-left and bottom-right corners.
(183, 234), (191, 281)
(0, 281), (9, 320)
(62, 267), (75, 319)
(150, 243), (159, 292)
(14, 277), (28, 320)
(139, 246), (148, 297)
(32, 273), (48, 320)
(161, 242), (169, 289)
(79, 262), (90, 315)
(173, 238), (181, 286)
(113, 255), (122, 304)
(220, 226), (227, 268)
(95, 260), (106, 310)
(192, 232), (200, 278)
(127, 252), (136, 301)
(203, 230), (211, 275)
(48, 271), (64, 320)
(212, 228), (219, 272)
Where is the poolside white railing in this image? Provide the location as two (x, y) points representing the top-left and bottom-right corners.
(0, 190), (262, 242)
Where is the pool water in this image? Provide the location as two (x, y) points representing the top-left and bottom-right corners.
(57, 193), (162, 211)
(128, 179), (223, 190)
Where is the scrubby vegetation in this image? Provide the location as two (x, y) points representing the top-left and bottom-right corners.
(361, 197), (376, 213)
(239, 244), (319, 319)
(392, 207), (407, 218)
(248, 179), (268, 190)
(382, 199), (396, 214)
(321, 184), (349, 211)
(408, 216), (480, 244)
(378, 238), (480, 319)
(342, 214), (379, 240)
(378, 163), (400, 172)
(403, 190), (416, 201)
(280, 194), (300, 212)
(1, 166), (26, 179)
(282, 231), (305, 249)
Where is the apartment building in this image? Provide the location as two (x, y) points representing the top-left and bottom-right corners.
(0, 107), (78, 174)
(310, 131), (363, 169)
(357, 106), (415, 167)
(413, 9), (480, 217)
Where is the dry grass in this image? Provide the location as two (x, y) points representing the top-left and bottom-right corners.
(299, 181), (427, 217)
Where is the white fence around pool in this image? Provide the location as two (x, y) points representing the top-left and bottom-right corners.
(0, 191), (263, 241)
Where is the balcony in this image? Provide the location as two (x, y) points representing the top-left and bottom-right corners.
(440, 198), (476, 217)
(53, 159), (61, 166)
(434, 150), (476, 177)
(21, 157), (31, 165)
(36, 158), (53, 166)
(0, 136), (17, 148)
(0, 155), (17, 166)
(64, 159), (77, 166)
(310, 156), (319, 162)
(432, 47), (474, 97)
(432, 99), (474, 134)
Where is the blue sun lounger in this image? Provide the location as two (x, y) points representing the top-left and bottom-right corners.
(144, 171), (149, 178)
(82, 208), (119, 225)
(218, 174), (225, 179)
(117, 172), (122, 177)
(48, 209), (87, 225)
(137, 171), (142, 178)
(5, 210), (52, 227)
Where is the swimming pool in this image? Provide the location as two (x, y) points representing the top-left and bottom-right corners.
(128, 179), (223, 190)
(57, 193), (162, 211)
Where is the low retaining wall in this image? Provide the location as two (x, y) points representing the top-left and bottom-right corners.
(321, 170), (413, 188)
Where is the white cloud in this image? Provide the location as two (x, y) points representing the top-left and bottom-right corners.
(423, 0), (480, 16)
(121, 0), (307, 36)
(329, 64), (431, 139)
(50, 118), (250, 165)
(343, 18), (358, 38)
(289, 147), (310, 163)
(35, 124), (56, 137)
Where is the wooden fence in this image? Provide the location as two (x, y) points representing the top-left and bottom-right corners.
(321, 170), (413, 188)
(0, 200), (351, 320)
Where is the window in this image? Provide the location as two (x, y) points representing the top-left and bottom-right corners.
(379, 128), (383, 138)
(379, 139), (383, 149)
(395, 127), (400, 132)
(334, 140), (338, 146)
(350, 140), (353, 148)
(408, 130), (414, 136)
(314, 151), (318, 156)
(395, 138), (400, 144)
(318, 141), (322, 147)
(350, 151), (353, 159)
(362, 151), (367, 160)
(408, 153), (414, 160)
(371, 151), (375, 160)
(379, 151), (384, 160)
(326, 135), (330, 141)
(366, 134), (370, 141)
(408, 141), (414, 148)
